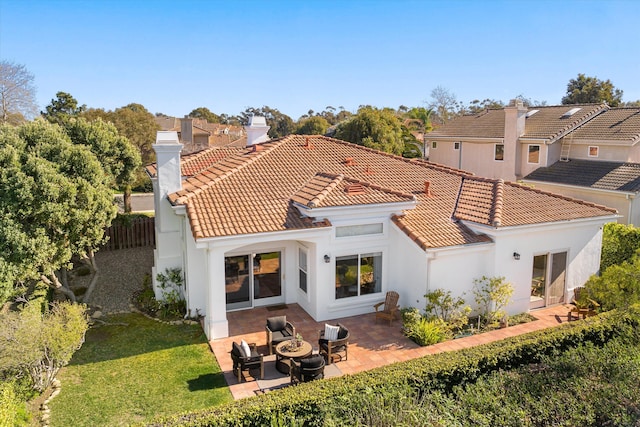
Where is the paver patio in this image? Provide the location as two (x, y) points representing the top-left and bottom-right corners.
(209, 303), (572, 399)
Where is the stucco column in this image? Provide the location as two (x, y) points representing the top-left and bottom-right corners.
(205, 246), (229, 339)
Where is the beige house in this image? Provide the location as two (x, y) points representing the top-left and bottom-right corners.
(428, 101), (640, 224)
(155, 116), (245, 154)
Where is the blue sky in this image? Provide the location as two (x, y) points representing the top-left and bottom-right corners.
(1, 0), (639, 120)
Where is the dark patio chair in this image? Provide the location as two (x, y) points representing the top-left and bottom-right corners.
(290, 354), (325, 384)
(265, 315), (296, 355)
(319, 323), (349, 364)
(374, 291), (400, 326)
(230, 341), (264, 383)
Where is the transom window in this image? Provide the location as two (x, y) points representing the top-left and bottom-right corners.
(335, 253), (382, 299)
(495, 144), (504, 161)
(336, 223), (383, 238)
(528, 145), (540, 164)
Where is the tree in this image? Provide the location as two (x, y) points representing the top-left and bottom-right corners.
(0, 60), (38, 124)
(0, 121), (116, 303)
(64, 117), (141, 213)
(428, 86), (462, 124)
(465, 98), (505, 114)
(600, 223), (640, 271)
(240, 106), (295, 139)
(188, 107), (221, 123)
(334, 106), (405, 156)
(585, 255), (640, 311)
(561, 73), (623, 106)
(472, 276), (514, 326)
(295, 116), (330, 135)
(41, 91), (86, 125)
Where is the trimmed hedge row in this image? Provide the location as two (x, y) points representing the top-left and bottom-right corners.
(145, 306), (640, 427)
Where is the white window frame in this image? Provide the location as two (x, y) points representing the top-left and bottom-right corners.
(335, 252), (382, 300)
(298, 247), (308, 294)
(588, 146), (599, 157)
(431, 141), (437, 149)
(454, 142), (461, 150)
(528, 144), (541, 164)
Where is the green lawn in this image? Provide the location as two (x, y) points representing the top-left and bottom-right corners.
(48, 313), (232, 426)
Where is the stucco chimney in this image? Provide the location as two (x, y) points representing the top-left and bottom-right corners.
(153, 131), (183, 199)
(504, 99), (527, 139)
(244, 116), (270, 146)
(180, 117), (193, 144)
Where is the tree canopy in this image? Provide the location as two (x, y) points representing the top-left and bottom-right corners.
(295, 116), (330, 135)
(240, 106), (295, 139)
(0, 121), (117, 303)
(41, 91), (87, 125)
(0, 60), (38, 124)
(334, 106), (405, 156)
(188, 107), (221, 124)
(561, 73), (623, 107)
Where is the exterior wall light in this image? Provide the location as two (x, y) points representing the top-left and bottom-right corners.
(324, 254), (330, 263)
(513, 252), (520, 260)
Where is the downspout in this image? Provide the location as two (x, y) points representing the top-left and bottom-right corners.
(425, 251), (436, 302)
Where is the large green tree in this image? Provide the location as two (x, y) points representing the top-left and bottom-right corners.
(0, 121), (117, 303)
(561, 73), (623, 106)
(0, 60), (38, 124)
(295, 116), (330, 135)
(41, 91), (86, 125)
(334, 106), (405, 156)
(188, 107), (221, 123)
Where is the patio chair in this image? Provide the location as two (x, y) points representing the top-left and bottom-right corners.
(265, 315), (296, 355)
(568, 287), (600, 321)
(319, 323), (349, 364)
(290, 354), (325, 384)
(374, 291), (400, 326)
(230, 341), (264, 383)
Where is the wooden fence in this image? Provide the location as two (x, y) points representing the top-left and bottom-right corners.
(102, 217), (155, 251)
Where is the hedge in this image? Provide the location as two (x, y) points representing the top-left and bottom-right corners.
(143, 305), (640, 427)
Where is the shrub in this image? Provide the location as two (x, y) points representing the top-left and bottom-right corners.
(405, 317), (448, 346)
(0, 301), (88, 393)
(472, 276), (513, 326)
(600, 222), (640, 271)
(585, 255), (640, 311)
(0, 381), (30, 427)
(155, 268), (186, 319)
(424, 288), (471, 334)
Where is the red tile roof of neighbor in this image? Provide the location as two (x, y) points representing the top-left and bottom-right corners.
(163, 135), (617, 249)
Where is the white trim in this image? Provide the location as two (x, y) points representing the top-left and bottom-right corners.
(588, 146), (599, 157)
(494, 143), (505, 162)
(527, 144), (541, 164)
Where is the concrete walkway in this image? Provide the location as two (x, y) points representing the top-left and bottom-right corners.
(210, 304), (571, 399)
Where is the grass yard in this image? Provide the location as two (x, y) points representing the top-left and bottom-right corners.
(48, 313), (232, 426)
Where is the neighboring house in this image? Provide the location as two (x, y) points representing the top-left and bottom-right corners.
(155, 115), (245, 154)
(148, 117), (618, 340)
(428, 101), (640, 224)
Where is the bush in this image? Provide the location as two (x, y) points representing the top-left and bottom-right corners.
(0, 381), (30, 427)
(405, 317), (448, 346)
(585, 255), (640, 311)
(472, 276), (513, 326)
(601, 222), (640, 271)
(424, 288), (471, 334)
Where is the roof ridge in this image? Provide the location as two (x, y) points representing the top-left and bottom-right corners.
(546, 103), (609, 143)
(307, 172), (344, 208)
(491, 179), (504, 226)
(171, 140), (284, 204)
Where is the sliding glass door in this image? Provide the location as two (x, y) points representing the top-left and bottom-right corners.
(530, 251), (567, 309)
(225, 251), (282, 310)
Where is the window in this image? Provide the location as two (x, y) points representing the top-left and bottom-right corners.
(336, 223), (383, 238)
(431, 141), (437, 149)
(298, 248), (308, 293)
(494, 144), (504, 161)
(588, 146), (599, 157)
(454, 142), (461, 150)
(335, 252), (382, 299)
(528, 145), (540, 163)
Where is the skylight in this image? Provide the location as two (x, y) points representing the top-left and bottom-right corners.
(561, 107), (581, 118)
(525, 110), (539, 118)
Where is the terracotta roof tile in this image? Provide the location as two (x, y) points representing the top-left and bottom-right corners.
(166, 135), (616, 247)
(524, 159), (640, 193)
(146, 146), (243, 178)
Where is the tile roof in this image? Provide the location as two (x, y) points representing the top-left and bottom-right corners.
(524, 159), (640, 193)
(428, 104), (608, 143)
(166, 135), (616, 249)
(570, 108), (640, 144)
(453, 177), (617, 227)
(146, 147), (242, 178)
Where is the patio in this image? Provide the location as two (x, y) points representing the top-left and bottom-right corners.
(209, 303), (571, 399)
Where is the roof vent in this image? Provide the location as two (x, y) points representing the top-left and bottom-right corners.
(525, 109), (539, 118)
(561, 107), (581, 118)
(424, 181), (434, 197)
(344, 157), (356, 166)
(304, 137), (314, 149)
(251, 144), (263, 153)
(345, 183), (365, 195)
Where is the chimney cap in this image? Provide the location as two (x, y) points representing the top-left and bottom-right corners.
(155, 131), (180, 145)
(247, 116), (268, 127)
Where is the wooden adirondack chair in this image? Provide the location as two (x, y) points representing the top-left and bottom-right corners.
(374, 291), (400, 326)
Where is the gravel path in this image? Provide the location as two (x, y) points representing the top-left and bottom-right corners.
(84, 247), (154, 313)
